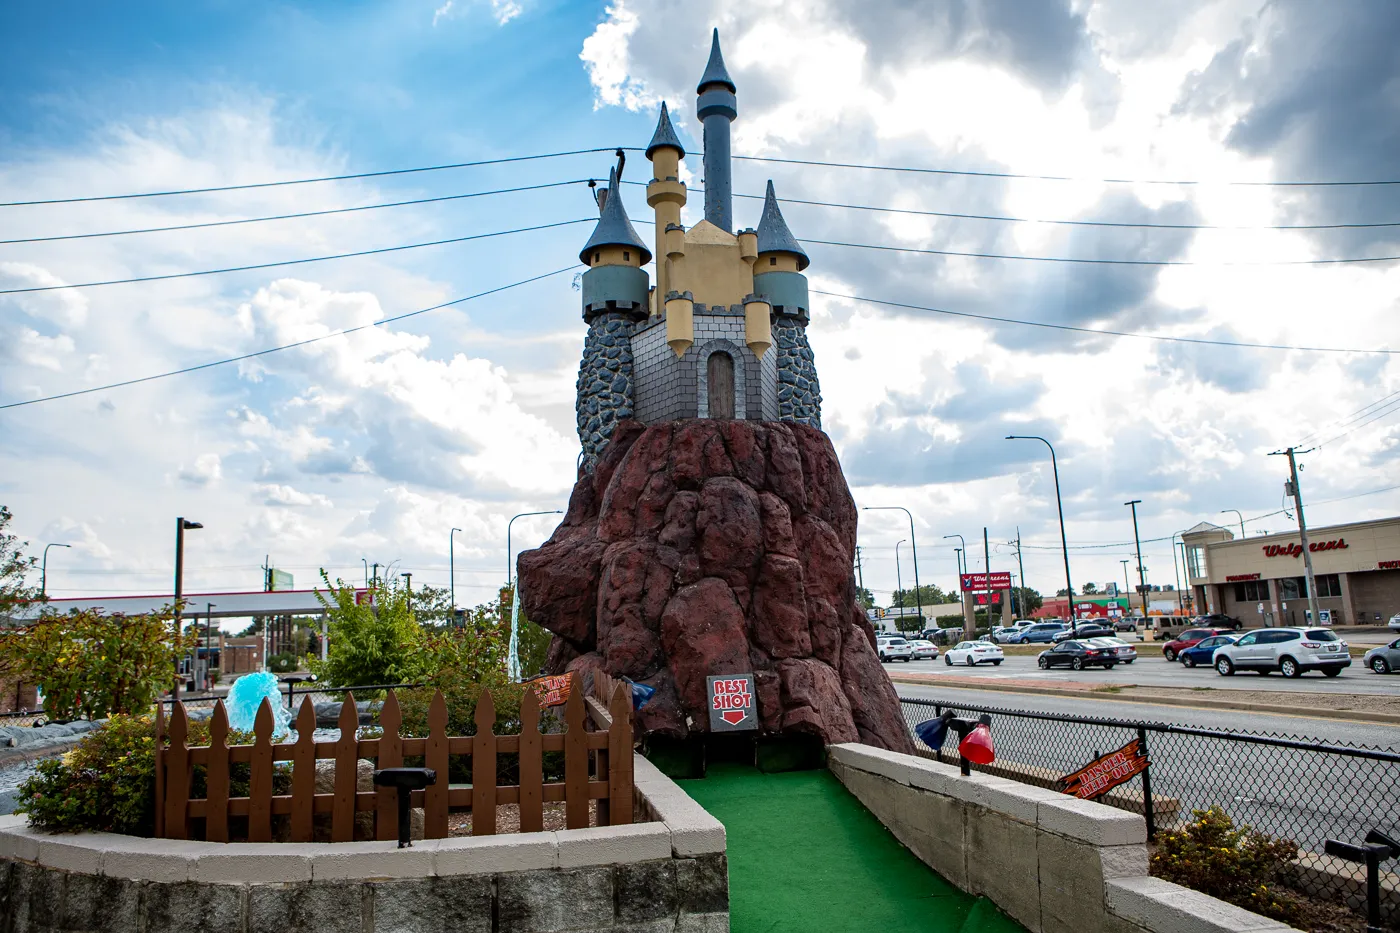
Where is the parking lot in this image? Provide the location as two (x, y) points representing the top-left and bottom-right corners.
(885, 652), (1400, 695)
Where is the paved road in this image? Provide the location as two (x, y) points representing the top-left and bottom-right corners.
(894, 684), (1400, 864)
(888, 651), (1400, 695)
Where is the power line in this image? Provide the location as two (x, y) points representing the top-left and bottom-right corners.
(725, 152), (1400, 188)
(0, 148), (621, 208)
(1313, 400), (1400, 448)
(1295, 388), (1400, 446)
(809, 289), (1399, 355)
(0, 180), (590, 246)
(0, 219), (590, 295)
(0, 266), (573, 410)
(618, 179), (1399, 231)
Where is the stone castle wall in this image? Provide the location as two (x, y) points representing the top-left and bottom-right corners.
(773, 318), (821, 428)
(577, 312), (638, 469)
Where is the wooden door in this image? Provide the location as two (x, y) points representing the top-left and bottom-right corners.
(708, 352), (735, 419)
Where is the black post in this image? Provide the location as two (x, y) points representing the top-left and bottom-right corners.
(1137, 727), (1155, 840)
(1127, 500), (1146, 622)
(982, 527), (992, 630)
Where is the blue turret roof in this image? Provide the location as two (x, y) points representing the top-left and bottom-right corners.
(645, 102), (685, 159)
(580, 167), (652, 265)
(756, 180), (809, 270)
(696, 28), (736, 94)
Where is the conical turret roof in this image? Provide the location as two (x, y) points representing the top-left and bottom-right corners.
(645, 102), (685, 159)
(696, 28), (736, 94)
(579, 167), (652, 265)
(756, 180), (809, 270)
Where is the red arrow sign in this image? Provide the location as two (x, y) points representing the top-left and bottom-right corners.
(720, 709), (747, 725)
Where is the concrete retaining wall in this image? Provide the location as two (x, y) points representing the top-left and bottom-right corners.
(828, 743), (1302, 933)
(0, 757), (727, 933)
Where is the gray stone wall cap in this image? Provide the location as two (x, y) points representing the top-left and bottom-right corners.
(1106, 876), (1305, 932)
(1038, 794), (1147, 847)
(635, 755), (727, 856)
(435, 831), (559, 876)
(193, 843), (314, 884)
(557, 823), (672, 869)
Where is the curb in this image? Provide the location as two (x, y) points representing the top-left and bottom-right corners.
(888, 674), (1400, 726)
(0, 737), (87, 770)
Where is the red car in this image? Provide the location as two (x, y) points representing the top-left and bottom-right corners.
(1162, 628), (1235, 662)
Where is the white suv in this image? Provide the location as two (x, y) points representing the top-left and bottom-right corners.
(1214, 627), (1351, 678)
(877, 636), (914, 663)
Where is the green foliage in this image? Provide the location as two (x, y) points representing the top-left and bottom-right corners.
(933, 614), (965, 628)
(891, 584), (951, 608)
(0, 608), (195, 720)
(311, 572), (427, 687)
(515, 617), (552, 679)
(1151, 806), (1301, 923)
(1012, 587), (1043, 614)
(420, 602), (511, 686)
(266, 652), (298, 674)
(854, 586), (875, 610)
(1082, 582), (1099, 594)
(0, 505), (39, 618)
(15, 714), (261, 836)
(408, 583), (456, 629)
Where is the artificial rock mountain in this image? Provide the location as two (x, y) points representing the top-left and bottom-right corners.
(517, 419), (914, 754)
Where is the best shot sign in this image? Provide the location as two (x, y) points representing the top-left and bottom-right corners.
(707, 674), (757, 732)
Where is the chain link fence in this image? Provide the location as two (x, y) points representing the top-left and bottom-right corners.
(899, 695), (1400, 911)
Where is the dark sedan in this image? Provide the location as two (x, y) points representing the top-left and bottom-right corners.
(1051, 625), (1116, 643)
(1037, 640), (1118, 671)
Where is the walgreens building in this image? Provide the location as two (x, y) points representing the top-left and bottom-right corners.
(1183, 516), (1400, 627)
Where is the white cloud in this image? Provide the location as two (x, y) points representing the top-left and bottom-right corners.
(179, 453), (224, 487)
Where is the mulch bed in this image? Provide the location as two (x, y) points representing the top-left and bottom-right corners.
(447, 800), (597, 836)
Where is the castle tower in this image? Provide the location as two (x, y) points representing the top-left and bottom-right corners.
(575, 166), (651, 469)
(645, 103), (686, 318)
(696, 29), (737, 233)
(754, 181), (820, 427)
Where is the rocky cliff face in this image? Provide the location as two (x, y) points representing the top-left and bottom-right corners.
(517, 419), (913, 753)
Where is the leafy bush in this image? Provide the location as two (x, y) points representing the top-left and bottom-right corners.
(15, 714), (265, 836)
(1151, 806), (1301, 923)
(266, 652), (298, 674)
(311, 572), (427, 687)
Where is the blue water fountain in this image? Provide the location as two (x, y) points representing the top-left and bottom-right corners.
(225, 671), (292, 737)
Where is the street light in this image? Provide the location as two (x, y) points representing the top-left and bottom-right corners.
(942, 534), (966, 575)
(1220, 509), (1246, 539)
(1120, 559), (1131, 610)
(173, 517), (203, 698)
(507, 511), (563, 587)
(40, 543), (71, 597)
(1006, 436), (1074, 633)
(449, 528), (463, 613)
(1125, 501), (1147, 620)
(894, 539), (907, 629)
(864, 507), (922, 625)
(362, 558), (369, 588)
(401, 572), (413, 613)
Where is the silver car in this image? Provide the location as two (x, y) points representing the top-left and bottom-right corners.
(1365, 638), (1400, 675)
(1087, 637), (1138, 664)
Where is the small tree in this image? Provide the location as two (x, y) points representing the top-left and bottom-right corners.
(1082, 582), (1100, 595)
(311, 572), (426, 688)
(1012, 587), (1043, 614)
(0, 608), (194, 720)
(0, 506), (39, 618)
(854, 586), (875, 610)
(419, 600), (511, 685)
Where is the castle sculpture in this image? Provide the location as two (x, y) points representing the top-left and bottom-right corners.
(575, 30), (822, 469)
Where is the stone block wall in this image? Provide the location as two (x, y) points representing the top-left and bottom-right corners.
(773, 318), (820, 428)
(827, 743), (1302, 933)
(578, 312), (639, 470)
(629, 306), (776, 427)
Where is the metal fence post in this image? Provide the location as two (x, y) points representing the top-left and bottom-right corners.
(1137, 726), (1156, 839)
(287, 681), (295, 710)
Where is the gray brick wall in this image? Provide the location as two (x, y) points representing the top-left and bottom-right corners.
(631, 305), (774, 424)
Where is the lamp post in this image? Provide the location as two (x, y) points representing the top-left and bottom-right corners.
(401, 572), (413, 613)
(1125, 500), (1147, 620)
(449, 528), (462, 614)
(1120, 559), (1131, 612)
(173, 517), (203, 698)
(1170, 531), (1185, 612)
(507, 511), (563, 588)
(865, 507), (922, 625)
(1006, 436), (1074, 634)
(204, 603), (217, 692)
(894, 540), (906, 631)
(362, 558), (369, 588)
(1220, 509), (1246, 539)
(40, 543), (71, 597)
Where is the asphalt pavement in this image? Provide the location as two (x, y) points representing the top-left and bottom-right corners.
(889, 651), (1400, 695)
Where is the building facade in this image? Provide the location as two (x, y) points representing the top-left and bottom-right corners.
(1183, 516), (1400, 626)
(574, 30), (820, 469)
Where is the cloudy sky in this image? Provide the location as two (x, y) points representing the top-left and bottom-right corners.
(2, 0), (1397, 615)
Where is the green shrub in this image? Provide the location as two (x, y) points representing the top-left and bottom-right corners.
(16, 714), (273, 837)
(1151, 806), (1301, 923)
(266, 652), (298, 674)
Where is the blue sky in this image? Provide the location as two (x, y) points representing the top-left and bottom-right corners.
(1, 0), (1397, 611)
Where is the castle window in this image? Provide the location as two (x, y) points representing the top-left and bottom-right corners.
(707, 351), (735, 420)
(769, 257), (777, 266)
(593, 252), (600, 264)
(623, 251), (630, 261)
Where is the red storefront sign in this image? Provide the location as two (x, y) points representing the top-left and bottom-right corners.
(1379, 560), (1400, 570)
(1262, 538), (1347, 559)
(1225, 573), (1260, 582)
(1060, 738), (1149, 800)
(961, 572), (1012, 592)
(973, 592), (1002, 606)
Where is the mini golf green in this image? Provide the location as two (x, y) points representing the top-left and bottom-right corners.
(680, 764), (1026, 933)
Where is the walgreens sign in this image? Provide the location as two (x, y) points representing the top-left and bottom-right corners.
(1262, 538), (1348, 559)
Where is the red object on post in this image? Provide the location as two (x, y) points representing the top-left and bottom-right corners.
(958, 723), (995, 765)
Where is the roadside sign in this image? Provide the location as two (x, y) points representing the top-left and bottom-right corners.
(961, 572), (1012, 593)
(1059, 738), (1149, 800)
(529, 673), (574, 708)
(1257, 603), (1264, 615)
(707, 674), (757, 731)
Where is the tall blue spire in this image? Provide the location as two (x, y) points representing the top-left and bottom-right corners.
(696, 28), (737, 233)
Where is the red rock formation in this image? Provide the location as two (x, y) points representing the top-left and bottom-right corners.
(518, 419), (913, 753)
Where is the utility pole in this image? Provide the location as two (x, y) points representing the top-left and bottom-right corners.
(854, 546), (865, 593)
(1271, 446), (1321, 625)
(1013, 528), (1026, 620)
(1125, 501), (1146, 623)
(1120, 559), (1131, 611)
(983, 527), (992, 631)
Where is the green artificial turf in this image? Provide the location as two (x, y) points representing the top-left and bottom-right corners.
(680, 764), (1027, 933)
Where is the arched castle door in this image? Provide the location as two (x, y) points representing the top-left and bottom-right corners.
(707, 351), (735, 419)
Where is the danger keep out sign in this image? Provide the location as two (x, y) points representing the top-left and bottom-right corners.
(707, 674), (757, 732)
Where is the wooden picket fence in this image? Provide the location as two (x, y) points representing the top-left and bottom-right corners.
(154, 683), (634, 842)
